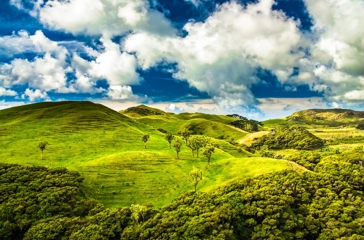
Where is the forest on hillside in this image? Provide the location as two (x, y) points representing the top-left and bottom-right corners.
(1, 148), (363, 239)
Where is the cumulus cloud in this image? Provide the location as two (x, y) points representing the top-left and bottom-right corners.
(0, 30), (140, 100)
(107, 85), (135, 100)
(125, 0), (303, 110)
(37, 0), (174, 37)
(0, 31), (35, 57)
(0, 87), (17, 97)
(21, 88), (49, 101)
(88, 38), (139, 86)
(304, 0), (364, 102)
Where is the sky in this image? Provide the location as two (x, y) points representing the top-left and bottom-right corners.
(0, 0), (363, 120)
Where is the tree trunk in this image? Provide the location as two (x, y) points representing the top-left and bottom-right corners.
(41, 150), (44, 160)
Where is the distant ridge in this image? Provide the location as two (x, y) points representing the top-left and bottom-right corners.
(287, 108), (364, 126)
(122, 104), (167, 117)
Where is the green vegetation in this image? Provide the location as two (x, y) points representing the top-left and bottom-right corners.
(251, 126), (325, 150)
(287, 108), (364, 127)
(189, 167), (203, 192)
(1, 102), (363, 239)
(38, 141), (48, 160)
(2, 153), (362, 239)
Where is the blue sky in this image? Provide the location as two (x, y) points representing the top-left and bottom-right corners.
(0, 0), (363, 119)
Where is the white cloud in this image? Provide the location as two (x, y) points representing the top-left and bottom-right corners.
(89, 38), (139, 86)
(125, 0), (303, 110)
(304, 0), (364, 102)
(0, 87), (17, 97)
(9, 53), (69, 92)
(0, 31), (140, 99)
(0, 100), (25, 110)
(344, 89), (364, 101)
(107, 85), (135, 100)
(38, 0), (175, 37)
(22, 88), (49, 101)
(0, 31), (35, 57)
(10, 0), (44, 17)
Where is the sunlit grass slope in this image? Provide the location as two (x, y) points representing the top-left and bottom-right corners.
(1, 101), (294, 208)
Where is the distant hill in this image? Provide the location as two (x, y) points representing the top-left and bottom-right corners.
(287, 108), (364, 126)
(122, 105), (168, 117)
(0, 101), (132, 130)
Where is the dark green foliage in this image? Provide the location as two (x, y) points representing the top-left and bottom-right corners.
(173, 137), (183, 159)
(165, 132), (174, 149)
(203, 145), (215, 166)
(252, 126), (325, 150)
(0, 164), (98, 239)
(126, 160), (363, 239)
(38, 141), (48, 160)
(357, 122), (364, 130)
(179, 128), (192, 144)
(230, 119), (259, 132)
(142, 134), (150, 149)
(1, 159), (363, 239)
(187, 135), (209, 157)
(262, 151), (322, 170)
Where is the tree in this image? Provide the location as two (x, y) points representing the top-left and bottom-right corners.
(173, 137), (183, 159)
(165, 132), (174, 149)
(189, 167), (203, 192)
(203, 145), (215, 166)
(130, 204), (148, 224)
(142, 134), (150, 149)
(180, 128), (192, 144)
(38, 141), (48, 160)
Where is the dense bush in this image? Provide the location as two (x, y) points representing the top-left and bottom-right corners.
(0, 164), (98, 239)
(1, 157), (363, 239)
(251, 126), (325, 150)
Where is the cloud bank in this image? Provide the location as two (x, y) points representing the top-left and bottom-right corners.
(0, 0), (363, 115)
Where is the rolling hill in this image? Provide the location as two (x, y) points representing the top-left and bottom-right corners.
(0, 101), (293, 208)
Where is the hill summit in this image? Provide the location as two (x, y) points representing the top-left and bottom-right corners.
(287, 108), (364, 126)
(122, 105), (167, 117)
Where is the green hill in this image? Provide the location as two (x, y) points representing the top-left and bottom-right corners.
(122, 104), (168, 117)
(287, 108), (364, 126)
(0, 101), (292, 208)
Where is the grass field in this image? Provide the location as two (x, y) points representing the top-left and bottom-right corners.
(1, 101), (362, 208)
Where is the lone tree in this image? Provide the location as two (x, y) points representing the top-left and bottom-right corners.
(38, 141), (48, 160)
(203, 145), (215, 166)
(173, 137), (183, 159)
(180, 128), (192, 144)
(189, 167), (203, 192)
(165, 132), (174, 149)
(142, 134), (150, 149)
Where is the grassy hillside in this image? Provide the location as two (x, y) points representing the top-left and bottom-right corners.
(286, 108), (364, 126)
(0, 101), (292, 208)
